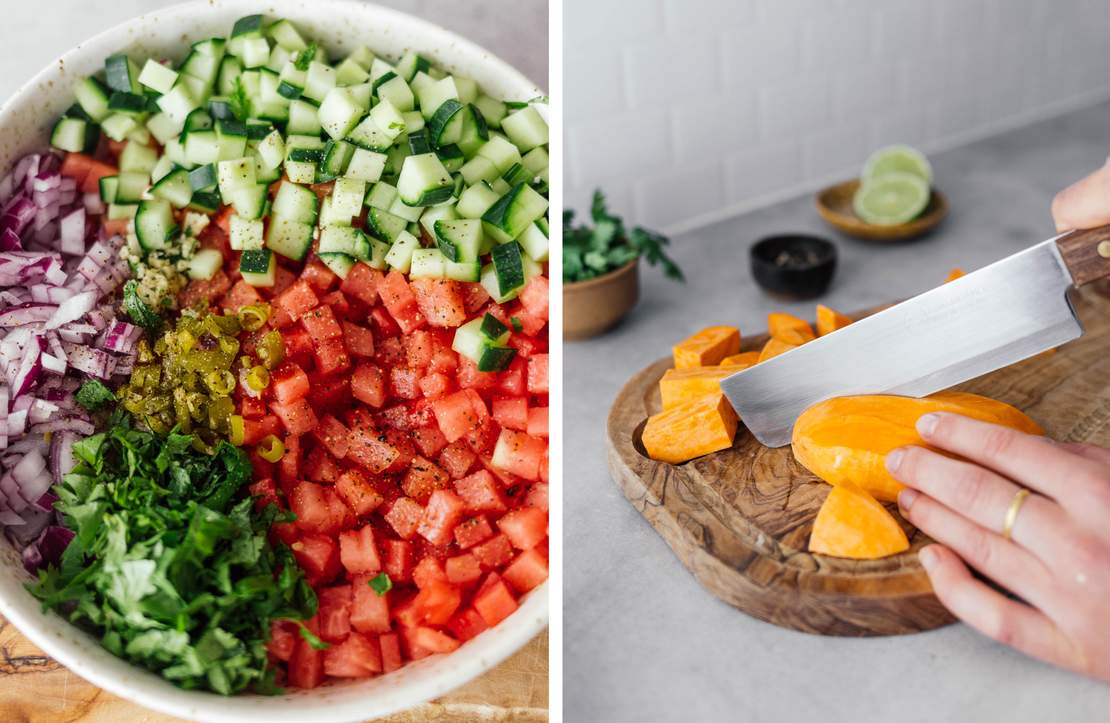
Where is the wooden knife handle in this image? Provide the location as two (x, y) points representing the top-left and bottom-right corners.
(1056, 225), (1110, 286)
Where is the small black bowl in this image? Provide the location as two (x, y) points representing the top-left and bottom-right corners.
(750, 234), (838, 300)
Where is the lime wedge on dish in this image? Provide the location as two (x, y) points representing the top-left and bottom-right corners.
(862, 144), (933, 184)
(853, 172), (930, 226)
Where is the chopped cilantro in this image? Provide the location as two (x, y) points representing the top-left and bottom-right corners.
(297, 623), (330, 650)
(121, 280), (163, 333)
(564, 190), (683, 283)
(228, 78), (253, 122)
(368, 572), (392, 596)
(29, 415), (316, 695)
(75, 380), (116, 411)
(293, 41), (317, 71)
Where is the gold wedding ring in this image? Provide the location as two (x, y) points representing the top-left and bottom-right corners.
(1001, 488), (1031, 541)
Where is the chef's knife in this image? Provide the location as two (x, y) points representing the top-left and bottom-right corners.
(721, 226), (1110, 448)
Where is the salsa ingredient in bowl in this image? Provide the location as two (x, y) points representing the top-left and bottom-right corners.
(30, 416), (315, 695)
(11, 10), (550, 693)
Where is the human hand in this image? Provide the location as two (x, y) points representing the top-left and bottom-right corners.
(1051, 156), (1110, 231)
(884, 413), (1110, 681)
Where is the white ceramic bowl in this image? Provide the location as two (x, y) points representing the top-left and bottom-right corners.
(0, 2), (547, 720)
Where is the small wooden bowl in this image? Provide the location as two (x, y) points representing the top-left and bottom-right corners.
(816, 179), (948, 242)
(564, 259), (639, 340)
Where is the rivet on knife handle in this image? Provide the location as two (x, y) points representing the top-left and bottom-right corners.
(1055, 224), (1110, 286)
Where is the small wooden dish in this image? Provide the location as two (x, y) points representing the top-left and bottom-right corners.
(816, 179), (948, 242)
(563, 259), (639, 340)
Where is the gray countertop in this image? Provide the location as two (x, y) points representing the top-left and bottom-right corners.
(565, 101), (1110, 722)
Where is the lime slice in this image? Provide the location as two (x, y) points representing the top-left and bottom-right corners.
(862, 144), (933, 184)
(853, 172), (930, 226)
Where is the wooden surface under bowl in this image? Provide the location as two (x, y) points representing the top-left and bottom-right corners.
(817, 179), (948, 241)
(606, 284), (1110, 636)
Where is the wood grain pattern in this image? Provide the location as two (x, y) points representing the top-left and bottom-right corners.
(1056, 224), (1110, 286)
(0, 618), (547, 722)
(607, 284), (1110, 636)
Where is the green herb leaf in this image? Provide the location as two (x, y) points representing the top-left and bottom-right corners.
(297, 623), (330, 650)
(121, 280), (163, 333)
(563, 189), (683, 283)
(228, 78), (253, 122)
(28, 417), (316, 696)
(368, 572), (392, 596)
(75, 380), (116, 411)
(293, 41), (317, 72)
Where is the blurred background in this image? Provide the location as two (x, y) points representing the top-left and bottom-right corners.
(566, 0), (1110, 231)
(564, 2), (1110, 723)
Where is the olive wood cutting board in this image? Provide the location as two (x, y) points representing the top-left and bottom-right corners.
(606, 283), (1110, 636)
(0, 619), (547, 722)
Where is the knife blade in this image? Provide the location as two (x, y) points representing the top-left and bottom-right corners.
(721, 225), (1110, 448)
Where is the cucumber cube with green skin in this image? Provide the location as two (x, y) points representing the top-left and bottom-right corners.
(459, 155), (499, 186)
(518, 220), (549, 262)
(146, 112), (184, 144)
(230, 214), (264, 250)
(335, 58), (370, 87)
(99, 176), (119, 203)
(521, 146), (549, 175)
(115, 172), (150, 204)
(434, 219), (483, 263)
(475, 135), (522, 174)
(330, 178), (366, 222)
(364, 238), (391, 270)
(228, 184), (268, 220)
(271, 181), (318, 224)
(397, 153), (454, 207)
(383, 230), (421, 273)
(257, 130), (286, 169)
(50, 118), (89, 153)
(366, 207), (407, 243)
(409, 248), (447, 278)
(217, 157), (256, 197)
(265, 217), (314, 260)
(365, 181), (398, 211)
(482, 182), (549, 243)
(417, 77), (459, 120)
(267, 19), (307, 51)
(480, 312), (509, 343)
(105, 54), (141, 94)
(138, 59), (179, 94)
(388, 195), (423, 222)
(490, 241), (525, 297)
(376, 75), (414, 112)
(347, 46), (377, 72)
(74, 77), (111, 122)
(319, 225), (370, 258)
(318, 87), (365, 140)
(419, 202), (458, 240)
(473, 94), (507, 129)
(187, 248), (224, 280)
(231, 14), (264, 37)
(107, 91), (149, 116)
(303, 61), (337, 103)
(119, 141), (159, 174)
(239, 249), (276, 286)
(284, 160), (316, 184)
(451, 317), (517, 372)
(317, 252), (356, 279)
(150, 168), (193, 208)
(156, 82), (200, 124)
(134, 199), (178, 251)
(501, 106), (548, 152)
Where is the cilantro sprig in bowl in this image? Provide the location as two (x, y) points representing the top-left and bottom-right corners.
(563, 190), (682, 339)
(0, 2), (547, 721)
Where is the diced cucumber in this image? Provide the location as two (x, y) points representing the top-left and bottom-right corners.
(482, 182), (549, 243)
(99, 176), (119, 204)
(419, 202), (458, 239)
(188, 163), (218, 191)
(434, 219), (483, 263)
(50, 117), (90, 153)
(303, 61), (337, 103)
(521, 146), (549, 175)
(364, 237), (391, 270)
(452, 317), (517, 372)
(270, 181), (319, 223)
(185, 130), (219, 165)
(437, 144), (465, 172)
(456, 181), (500, 219)
(480, 312), (510, 342)
(284, 160), (316, 184)
(119, 141), (158, 174)
(286, 99), (323, 134)
(134, 199), (178, 250)
(105, 54), (141, 94)
(115, 172), (149, 203)
(187, 248), (224, 280)
(217, 157), (256, 197)
(257, 129), (286, 169)
(459, 155), (499, 185)
(490, 240), (525, 297)
(345, 147), (386, 182)
(318, 139), (355, 180)
(100, 114), (137, 142)
(388, 195), (423, 222)
(106, 91), (149, 116)
(230, 214), (264, 250)
(366, 206), (407, 242)
(330, 178), (366, 221)
(146, 112), (184, 144)
(348, 46), (377, 72)
(74, 77), (111, 122)
(376, 75), (414, 112)
(318, 252), (356, 279)
(189, 191), (221, 214)
(383, 230), (421, 273)
(476, 135), (522, 174)
(518, 220), (549, 262)
(107, 203), (138, 221)
(446, 260), (481, 282)
(267, 19), (308, 51)
(318, 86), (365, 139)
(157, 82), (200, 123)
(265, 216), (314, 260)
(139, 59), (179, 94)
(502, 106), (548, 152)
(319, 225), (370, 259)
(397, 153), (454, 206)
(335, 58), (370, 87)
(227, 183), (268, 219)
(150, 167), (193, 208)
(239, 37), (272, 68)
(417, 77), (459, 120)
(217, 56), (243, 96)
(395, 51), (431, 82)
(239, 248), (276, 286)
(409, 248), (447, 278)
(365, 181), (398, 210)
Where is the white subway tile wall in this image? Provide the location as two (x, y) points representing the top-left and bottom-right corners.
(565, 0), (1110, 233)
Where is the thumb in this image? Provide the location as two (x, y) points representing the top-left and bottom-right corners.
(1051, 157), (1110, 232)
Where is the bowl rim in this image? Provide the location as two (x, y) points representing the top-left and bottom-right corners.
(749, 234), (838, 267)
(563, 257), (639, 291)
(0, 1), (548, 721)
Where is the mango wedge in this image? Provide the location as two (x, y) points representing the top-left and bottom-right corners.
(642, 393), (738, 464)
